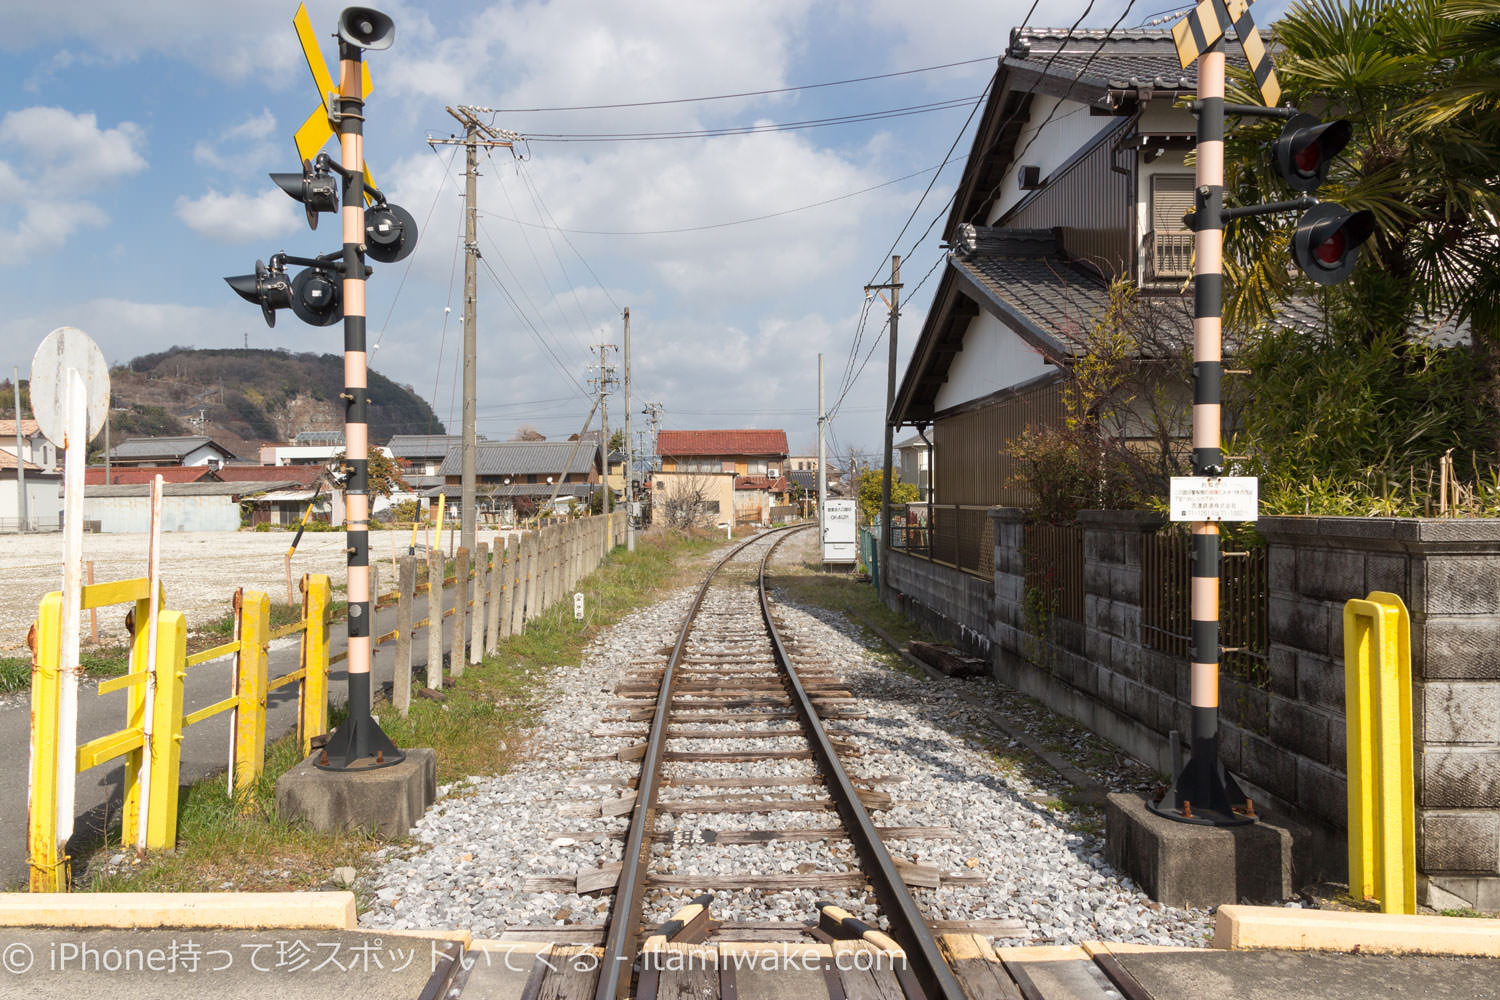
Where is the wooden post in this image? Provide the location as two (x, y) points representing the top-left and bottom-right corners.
(394, 555), (414, 718)
(470, 540), (487, 665)
(498, 538), (515, 639)
(367, 561), (379, 712)
(451, 547), (468, 678)
(485, 536), (504, 653)
(427, 548), (444, 690)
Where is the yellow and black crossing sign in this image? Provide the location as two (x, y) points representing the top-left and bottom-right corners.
(291, 3), (378, 201)
(1172, 0), (1281, 107)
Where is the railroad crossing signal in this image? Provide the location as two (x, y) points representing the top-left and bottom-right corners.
(291, 3), (378, 201)
(1172, 0), (1280, 107)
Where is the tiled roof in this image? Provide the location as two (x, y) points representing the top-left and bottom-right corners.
(85, 481), (301, 498)
(215, 464), (326, 485)
(387, 434), (465, 460)
(0, 419), (41, 437)
(293, 430), (344, 445)
(84, 466), (217, 486)
(425, 482), (594, 499)
(109, 436), (237, 460)
(0, 450), (43, 472)
(439, 440), (598, 478)
(787, 469), (818, 490)
(734, 475), (789, 492)
(1003, 26), (1250, 96)
(657, 429), (789, 458)
(948, 228), (1113, 361)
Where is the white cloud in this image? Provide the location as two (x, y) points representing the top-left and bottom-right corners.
(0, 298), (252, 369)
(174, 188), (299, 243)
(0, 106), (145, 261)
(193, 109), (280, 172)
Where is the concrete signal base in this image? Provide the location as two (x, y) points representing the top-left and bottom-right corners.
(1106, 792), (1312, 908)
(276, 748), (437, 838)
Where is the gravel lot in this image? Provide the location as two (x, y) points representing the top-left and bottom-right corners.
(0, 530), (359, 651)
(360, 531), (1219, 947)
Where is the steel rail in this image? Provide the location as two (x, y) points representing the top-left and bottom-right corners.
(595, 527), (791, 1000)
(758, 527), (965, 1000)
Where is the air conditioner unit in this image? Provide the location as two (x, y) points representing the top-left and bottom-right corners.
(1152, 231), (1194, 279)
(768, 467), (779, 478)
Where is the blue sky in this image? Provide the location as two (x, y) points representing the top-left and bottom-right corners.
(0, 0), (1293, 462)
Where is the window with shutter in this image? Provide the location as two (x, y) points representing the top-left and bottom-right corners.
(1151, 174), (1196, 279)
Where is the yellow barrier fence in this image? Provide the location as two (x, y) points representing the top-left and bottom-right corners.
(27, 511), (627, 890)
(27, 574), (334, 891)
(1343, 590), (1416, 914)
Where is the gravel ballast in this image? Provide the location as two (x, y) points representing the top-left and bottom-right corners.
(359, 531), (1215, 947)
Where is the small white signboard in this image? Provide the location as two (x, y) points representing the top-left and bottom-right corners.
(822, 499), (857, 564)
(1170, 476), (1259, 522)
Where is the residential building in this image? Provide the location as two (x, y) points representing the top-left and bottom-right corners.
(890, 26), (1205, 573)
(786, 453), (819, 473)
(0, 451), (61, 531)
(387, 434), (467, 476)
(894, 433), (933, 499)
(108, 435), (239, 468)
(657, 429), (790, 524)
(430, 439), (602, 516)
(0, 419), (57, 473)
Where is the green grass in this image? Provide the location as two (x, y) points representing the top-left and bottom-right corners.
(75, 526), (720, 893)
(0, 657), (28, 693)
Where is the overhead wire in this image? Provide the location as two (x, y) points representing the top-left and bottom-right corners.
(476, 252), (592, 399)
(521, 96), (981, 142)
(372, 143), (461, 354)
(476, 158), (962, 237)
(485, 55), (1000, 112)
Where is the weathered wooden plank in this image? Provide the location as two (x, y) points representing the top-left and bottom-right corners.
(393, 554), (415, 718)
(540, 825), (959, 845)
(575, 862), (622, 895)
(938, 934), (1022, 1000)
(426, 548), (444, 691)
(451, 546), (468, 677)
(535, 944), (603, 1000)
(647, 942), (718, 1000)
(648, 872), (865, 891)
(833, 940), (905, 1000)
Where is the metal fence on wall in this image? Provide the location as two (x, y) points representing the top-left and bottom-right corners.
(1142, 527), (1269, 683)
(1021, 521), (1086, 622)
(888, 502), (993, 578)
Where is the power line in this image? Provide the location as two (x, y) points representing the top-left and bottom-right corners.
(514, 160), (622, 310)
(478, 159), (961, 237)
(479, 55), (1000, 113)
(521, 95), (981, 142)
(476, 253), (592, 399)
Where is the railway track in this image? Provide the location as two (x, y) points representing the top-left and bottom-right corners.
(587, 525), (965, 1000)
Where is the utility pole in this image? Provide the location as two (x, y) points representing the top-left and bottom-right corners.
(642, 402), (663, 473)
(623, 307), (634, 551)
(590, 343), (618, 519)
(429, 106), (518, 557)
(867, 256), (902, 597)
(816, 353), (826, 549)
(13, 368), (26, 532)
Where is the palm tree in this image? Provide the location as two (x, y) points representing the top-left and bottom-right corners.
(1220, 0), (1500, 341)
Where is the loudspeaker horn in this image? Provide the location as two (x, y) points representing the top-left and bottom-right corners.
(338, 7), (394, 50)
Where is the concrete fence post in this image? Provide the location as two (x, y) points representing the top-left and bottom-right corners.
(427, 548), (444, 691)
(394, 555), (415, 718)
(486, 536), (504, 653)
(470, 540), (487, 666)
(451, 547), (468, 678)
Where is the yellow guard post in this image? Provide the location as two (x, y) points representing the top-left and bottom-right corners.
(1343, 591), (1416, 914)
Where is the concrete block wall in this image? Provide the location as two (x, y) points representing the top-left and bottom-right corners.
(885, 549), (993, 657)
(1258, 517), (1500, 911)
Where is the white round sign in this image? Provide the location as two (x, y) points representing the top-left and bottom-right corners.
(30, 327), (110, 448)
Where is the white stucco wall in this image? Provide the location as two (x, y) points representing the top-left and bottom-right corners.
(933, 310), (1056, 412)
(0, 475), (62, 528)
(82, 495), (243, 533)
(985, 94), (1119, 226)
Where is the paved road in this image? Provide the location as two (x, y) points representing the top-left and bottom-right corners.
(1, 579), (466, 889)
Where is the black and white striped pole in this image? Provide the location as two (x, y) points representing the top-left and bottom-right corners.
(1158, 0), (1373, 825)
(318, 8), (403, 770)
(1153, 40), (1251, 825)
